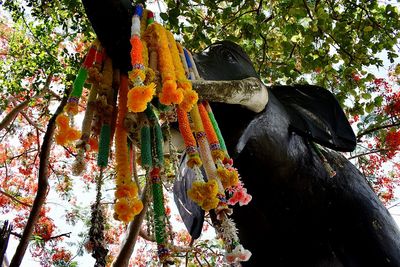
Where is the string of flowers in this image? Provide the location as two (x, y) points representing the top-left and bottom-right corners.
(127, 4), (156, 113)
(71, 48), (104, 175)
(55, 42), (101, 147)
(165, 31), (198, 112)
(143, 22), (183, 105)
(54, 5), (254, 265)
(114, 74), (143, 222)
(65, 40), (100, 116)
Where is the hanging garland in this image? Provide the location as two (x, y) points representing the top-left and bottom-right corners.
(54, 3), (252, 265)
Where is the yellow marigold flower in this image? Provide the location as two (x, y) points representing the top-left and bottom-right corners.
(56, 114), (70, 128)
(187, 154), (202, 168)
(115, 182), (138, 199)
(211, 149), (225, 162)
(131, 199), (143, 216)
(118, 212), (134, 223)
(203, 179), (219, 197)
(217, 167), (231, 189)
(201, 197), (219, 211)
(218, 167), (240, 189)
(115, 198), (130, 216)
(129, 69), (146, 81)
(187, 181), (206, 204)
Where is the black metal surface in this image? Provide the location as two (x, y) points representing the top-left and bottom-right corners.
(272, 84), (357, 152)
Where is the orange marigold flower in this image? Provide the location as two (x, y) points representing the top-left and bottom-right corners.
(118, 212), (134, 223)
(56, 114), (70, 128)
(127, 83), (156, 112)
(132, 199), (143, 215)
(115, 198), (130, 216)
(55, 133), (68, 146)
(115, 182), (138, 199)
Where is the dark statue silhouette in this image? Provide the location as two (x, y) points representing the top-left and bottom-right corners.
(81, 1), (400, 266)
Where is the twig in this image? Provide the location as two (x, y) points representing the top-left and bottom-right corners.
(11, 231), (71, 241)
(20, 111), (45, 133)
(347, 148), (388, 160)
(388, 200), (400, 210)
(0, 189), (32, 208)
(258, 33), (267, 75)
(357, 122), (400, 140)
(0, 73), (53, 132)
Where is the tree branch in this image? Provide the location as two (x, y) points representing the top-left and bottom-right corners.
(357, 121), (400, 140)
(347, 148), (388, 160)
(0, 189), (32, 208)
(0, 99), (30, 132)
(11, 231), (71, 241)
(139, 228), (155, 242)
(9, 86), (71, 267)
(0, 73), (53, 132)
(112, 185), (149, 267)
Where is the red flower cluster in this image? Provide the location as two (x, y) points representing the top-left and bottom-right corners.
(385, 130), (400, 158)
(52, 248), (72, 263)
(384, 91), (400, 116)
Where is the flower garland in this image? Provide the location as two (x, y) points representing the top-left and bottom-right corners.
(55, 114), (81, 146)
(54, 4), (254, 265)
(114, 74), (143, 222)
(127, 5), (156, 113)
(165, 30), (198, 112)
(143, 23), (183, 105)
(55, 41), (102, 147)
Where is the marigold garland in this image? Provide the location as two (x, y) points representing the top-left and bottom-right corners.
(127, 5), (156, 113)
(166, 31), (198, 111)
(114, 74), (142, 222)
(144, 23), (183, 105)
(55, 114), (81, 146)
(198, 102), (225, 161)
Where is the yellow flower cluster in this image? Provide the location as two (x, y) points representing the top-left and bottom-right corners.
(55, 114), (81, 146)
(127, 83), (156, 112)
(114, 197), (143, 222)
(166, 31), (198, 112)
(217, 167), (239, 189)
(187, 179), (220, 211)
(144, 23), (184, 105)
(114, 75), (143, 222)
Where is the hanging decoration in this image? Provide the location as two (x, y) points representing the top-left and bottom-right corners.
(54, 3), (252, 265)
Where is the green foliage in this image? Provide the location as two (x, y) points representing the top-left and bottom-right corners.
(163, 0), (400, 114)
(0, 0), (92, 106)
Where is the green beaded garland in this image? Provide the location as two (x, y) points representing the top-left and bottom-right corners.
(71, 68), (88, 98)
(97, 124), (111, 167)
(140, 125), (152, 168)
